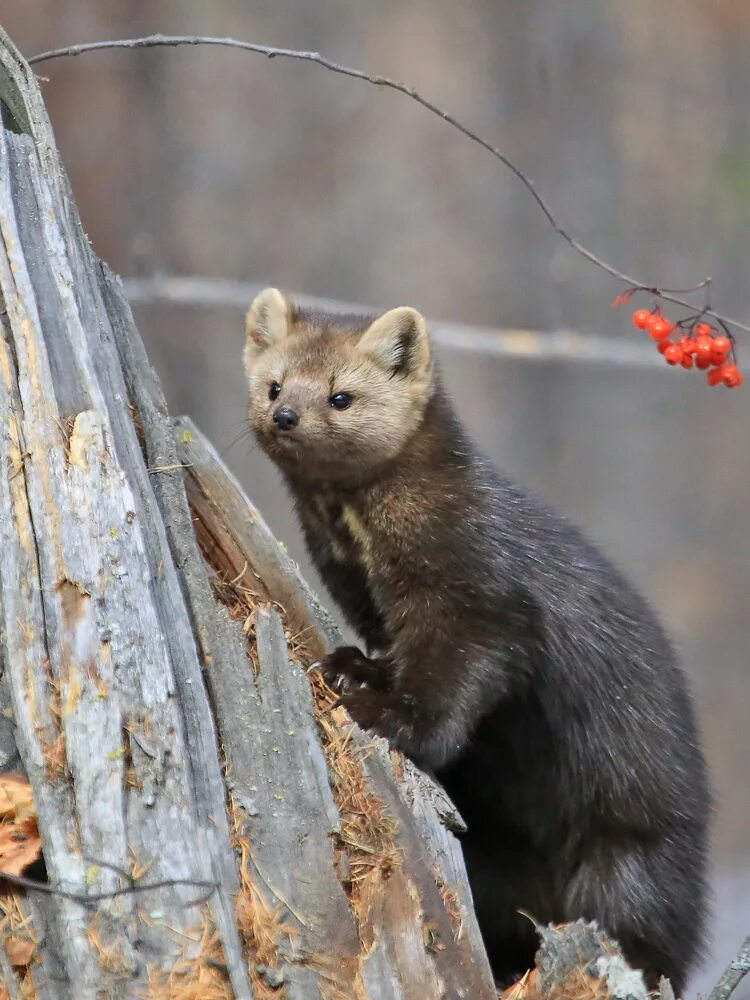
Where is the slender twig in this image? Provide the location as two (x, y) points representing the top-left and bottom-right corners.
(0, 867), (217, 906)
(704, 936), (750, 1000)
(28, 33), (750, 337)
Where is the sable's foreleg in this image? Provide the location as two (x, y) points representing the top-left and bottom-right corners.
(336, 684), (479, 772)
(335, 631), (508, 771)
(311, 646), (395, 692)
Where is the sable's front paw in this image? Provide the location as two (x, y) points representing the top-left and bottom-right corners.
(337, 688), (389, 733)
(309, 645), (373, 693)
(339, 689), (419, 739)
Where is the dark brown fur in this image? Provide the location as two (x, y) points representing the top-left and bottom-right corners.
(244, 290), (710, 993)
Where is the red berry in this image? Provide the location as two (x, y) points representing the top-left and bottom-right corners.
(695, 322), (712, 338)
(707, 366), (724, 386)
(680, 354), (694, 369)
(657, 339), (672, 355)
(711, 335), (731, 359)
(648, 317), (672, 340)
(646, 313), (674, 335)
(632, 309), (651, 330)
(695, 336), (714, 357)
(678, 336), (697, 355)
(722, 364), (744, 388)
(663, 344), (683, 365)
(695, 354), (712, 369)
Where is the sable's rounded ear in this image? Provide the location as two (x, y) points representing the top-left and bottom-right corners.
(357, 307), (431, 377)
(244, 288), (291, 373)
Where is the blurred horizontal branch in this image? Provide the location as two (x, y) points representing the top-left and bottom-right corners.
(123, 274), (662, 369)
(30, 33), (750, 338)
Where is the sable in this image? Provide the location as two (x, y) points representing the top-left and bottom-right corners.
(244, 288), (710, 993)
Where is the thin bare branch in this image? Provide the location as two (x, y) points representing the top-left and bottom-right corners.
(0, 868), (217, 906)
(29, 33), (750, 337)
(704, 936), (750, 1000)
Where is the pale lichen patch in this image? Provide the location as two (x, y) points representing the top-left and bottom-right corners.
(68, 410), (105, 470)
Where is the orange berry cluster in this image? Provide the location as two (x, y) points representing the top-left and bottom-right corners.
(632, 309), (743, 388)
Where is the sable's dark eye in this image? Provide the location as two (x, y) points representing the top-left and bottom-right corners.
(269, 382), (282, 401)
(329, 392), (352, 410)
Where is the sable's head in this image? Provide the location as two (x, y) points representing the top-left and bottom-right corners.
(244, 288), (434, 482)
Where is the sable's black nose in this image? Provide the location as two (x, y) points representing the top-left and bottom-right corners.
(273, 406), (299, 431)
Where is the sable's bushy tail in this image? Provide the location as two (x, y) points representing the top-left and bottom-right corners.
(563, 832), (708, 995)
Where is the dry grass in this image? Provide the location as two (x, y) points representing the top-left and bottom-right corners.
(229, 792), (368, 1000)
(315, 707), (401, 895)
(31, 669), (68, 783)
(499, 964), (619, 1000)
(42, 731), (67, 781)
(436, 878), (463, 943)
(55, 414), (76, 466)
(86, 919), (134, 978)
(209, 555), (404, 991)
(498, 922), (660, 1000)
(0, 893), (40, 998)
(209, 574), (264, 676)
(228, 795), (297, 1000)
(218, 567), (401, 884)
(306, 671), (403, 955)
(141, 909), (233, 1000)
(500, 968), (539, 1000)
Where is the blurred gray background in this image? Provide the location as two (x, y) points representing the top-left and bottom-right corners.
(6, 3), (749, 994)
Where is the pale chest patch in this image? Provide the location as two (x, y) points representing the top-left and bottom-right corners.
(340, 503), (375, 572)
(310, 495), (374, 568)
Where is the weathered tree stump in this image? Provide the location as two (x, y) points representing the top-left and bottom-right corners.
(0, 23), (497, 999)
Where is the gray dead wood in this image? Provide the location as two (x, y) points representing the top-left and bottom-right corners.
(0, 22), (498, 1000)
(176, 416), (498, 999)
(0, 26), (252, 999)
(529, 921), (686, 1000)
(105, 272), (365, 990)
(703, 935), (750, 1000)
(245, 605), (359, 996)
(0, 945), (20, 1000)
(535, 921), (650, 999)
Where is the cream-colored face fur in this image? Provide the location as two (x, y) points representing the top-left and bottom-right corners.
(244, 288), (435, 484)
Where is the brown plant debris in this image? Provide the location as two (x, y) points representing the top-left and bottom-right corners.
(0, 891), (39, 998)
(0, 774), (42, 879)
(208, 553), (402, 974)
(42, 731), (67, 781)
(213, 564), (401, 883)
(315, 706), (401, 895)
(86, 918), (135, 979)
(229, 795), (298, 1000)
(141, 908), (233, 1000)
(499, 921), (653, 1000)
(436, 877), (463, 943)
